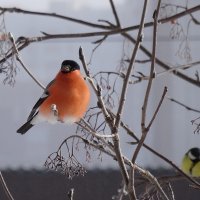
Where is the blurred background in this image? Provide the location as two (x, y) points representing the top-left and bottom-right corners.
(0, 0), (200, 172)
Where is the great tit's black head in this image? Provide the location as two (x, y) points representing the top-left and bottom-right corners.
(188, 147), (200, 161)
(61, 60), (80, 73)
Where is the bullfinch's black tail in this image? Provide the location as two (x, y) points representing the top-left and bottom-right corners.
(17, 121), (34, 134)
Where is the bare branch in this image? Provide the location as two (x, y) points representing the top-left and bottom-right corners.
(114, 0), (148, 129)
(0, 172), (14, 200)
(167, 96), (200, 113)
(109, 0), (121, 27)
(67, 188), (74, 200)
(77, 119), (115, 139)
(121, 122), (200, 189)
(45, 134), (115, 178)
(114, 0), (149, 196)
(190, 13), (200, 25)
(123, 33), (200, 87)
(132, 0), (162, 164)
(159, 4), (200, 24)
(110, 1), (149, 199)
(112, 183), (127, 200)
(147, 86), (168, 130)
(8, 32), (45, 90)
(0, 7), (111, 30)
(79, 46), (133, 197)
(0, 5), (199, 32)
(135, 165), (169, 200)
(131, 60), (200, 85)
(79, 47), (112, 124)
(191, 117), (200, 134)
(0, 6), (199, 88)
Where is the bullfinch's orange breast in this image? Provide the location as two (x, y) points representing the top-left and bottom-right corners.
(39, 70), (90, 122)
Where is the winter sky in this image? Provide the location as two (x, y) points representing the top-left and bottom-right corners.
(0, 0), (124, 11)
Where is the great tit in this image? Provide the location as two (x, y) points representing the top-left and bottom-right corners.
(181, 147), (200, 177)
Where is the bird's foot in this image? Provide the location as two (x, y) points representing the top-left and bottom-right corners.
(51, 104), (59, 117)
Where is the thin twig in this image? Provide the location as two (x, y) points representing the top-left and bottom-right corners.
(135, 165), (169, 200)
(77, 119), (115, 138)
(110, 1), (149, 198)
(79, 47), (132, 189)
(0, 5), (199, 33)
(114, 0), (148, 130)
(122, 33), (200, 88)
(112, 1), (149, 199)
(167, 96), (200, 113)
(60, 131), (200, 196)
(132, 0), (162, 164)
(0, 4), (198, 44)
(93, 71), (125, 79)
(120, 155), (170, 200)
(79, 47), (112, 123)
(109, 0), (121, 27)
(67, 188), (74, 200)
(121, 122), (200, 189)
(25, 27), (200, 88)
(147, 86), (168, 130)
(131, 60), (200, 85)
(0, 171), (14, 200)
(56, 134), (114, 159)
(114, 183), (126, 200)
(110, 108), (199, 198)
(80, 45), (131, 198)
(79, 47), (121, 159)
(0, 8), (199, 88)
(142, 1), (162, 129)
(0, 7), (110, 30)
(128, 167), (137, 200)
(76, 120), (115, 154)
(8, 32), (45, 90)
(67, 132), (172, 200)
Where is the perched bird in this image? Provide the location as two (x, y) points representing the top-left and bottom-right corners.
(17, 60), (90, 134)
(181, 147), (200, 177)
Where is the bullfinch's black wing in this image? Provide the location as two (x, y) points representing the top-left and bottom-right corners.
(27, 80), (55, 121)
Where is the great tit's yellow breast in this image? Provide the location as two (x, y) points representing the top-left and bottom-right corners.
(181, 155), (193, 175)
(191, 162), (200, 177)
